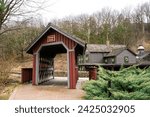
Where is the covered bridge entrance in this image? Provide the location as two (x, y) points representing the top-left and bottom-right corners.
(26, 23), (85, 89)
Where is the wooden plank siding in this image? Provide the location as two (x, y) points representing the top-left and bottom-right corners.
(32, 30), (77, 53)
(32, 54), (36, 85)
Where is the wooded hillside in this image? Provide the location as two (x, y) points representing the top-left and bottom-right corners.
(0, 1), (150, 59)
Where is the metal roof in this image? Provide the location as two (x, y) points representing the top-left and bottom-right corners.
(139, 60), (150, 64)
(86, 44), (126, 53)
(25, 23), (85, 54)
(137, 51), (150, 59)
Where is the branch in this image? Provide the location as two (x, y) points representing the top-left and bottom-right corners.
(0, 26), (22, 35)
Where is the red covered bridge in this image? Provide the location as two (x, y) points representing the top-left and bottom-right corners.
(25, 23), (85, 89)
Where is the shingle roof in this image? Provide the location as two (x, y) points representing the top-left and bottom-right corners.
(138, 60), (150, 65)
(105, 48), (125, 57)
(104, 48), (136, 57)
(86, 44), (126, 53)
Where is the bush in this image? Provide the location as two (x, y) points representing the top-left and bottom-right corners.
(0, 59), (13, 87)
(83, 66), (150, 100)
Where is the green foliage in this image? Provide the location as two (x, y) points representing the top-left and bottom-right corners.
(112, 20), (134, 45)
(83, 66), (150, 100)
(0, 0), (5, 12)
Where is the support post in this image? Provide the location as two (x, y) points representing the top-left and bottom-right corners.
(69, 50), (76, 89)
(75, 66), (78, 83)
(89, 66), (97, 80)
(32, 54), (36, 85)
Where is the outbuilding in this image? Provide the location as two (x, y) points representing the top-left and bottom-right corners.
(84, 44), (126, 63)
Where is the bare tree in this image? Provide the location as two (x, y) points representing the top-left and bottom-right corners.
(143, 2), (150, 23)
(0, 0), (23, 31)
(0, 0), (49, 35)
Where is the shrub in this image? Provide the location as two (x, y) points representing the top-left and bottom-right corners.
(83, 66), (150, 100)
(0, 59), (13, 87)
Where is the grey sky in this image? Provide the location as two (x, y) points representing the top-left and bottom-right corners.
(38, 0), (150, 23)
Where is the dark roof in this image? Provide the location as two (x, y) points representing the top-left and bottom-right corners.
(104, 48), (136, 57)
(137, 51), (150, 59)
(86, 44), (126, 53)
(25, 23), (85, 54)
(138, 59), (150, 65)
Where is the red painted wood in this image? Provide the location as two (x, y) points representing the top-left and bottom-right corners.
(21, 68), (32, 83)
(89, 67), (97, 80)
(32, 54), (36, 85)
(32, 31), (77, 53)
(69, 52), (72, 88)
(72, 52), (76, 88)
(75, 66), (78, 83)
(69, 51), (76, 89)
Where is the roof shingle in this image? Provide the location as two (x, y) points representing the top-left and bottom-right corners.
(86, 44), (126, 53)
(104, 48), (136, 57)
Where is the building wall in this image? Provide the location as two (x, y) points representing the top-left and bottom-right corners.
(106, 57), (116, 64)
(84, 49), (136, 64)
(116, 50), (136, 64)
(87, 52), (108, 63)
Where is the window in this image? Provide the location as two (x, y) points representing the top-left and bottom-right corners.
(79, 66), (82, 71)
(85, 54), (89, 62)
(104, 59), (108, 64)
(124, 56), (129, 63)
(78, 55), (83, 64)
(78, 66), (85, 71)
(78, 56), (81, 64)
(80, 57), (82, 63)
(111, 58), (115, 63)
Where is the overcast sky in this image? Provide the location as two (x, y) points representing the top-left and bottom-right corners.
(38, 0), (150, 23)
